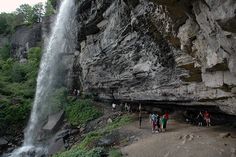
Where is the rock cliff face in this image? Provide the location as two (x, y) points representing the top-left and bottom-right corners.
(1, 16), (54, 61)
(10, 24), (42, 61)
(73, 0), (236, 115)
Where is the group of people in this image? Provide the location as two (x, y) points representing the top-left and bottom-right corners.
(196, 111), (211, 127)
(111, 102), (132, 112)
(72, 89), (80, 98)
(150, 112), (169, 133)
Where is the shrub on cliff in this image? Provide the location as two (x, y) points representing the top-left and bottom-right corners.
(0, 44), (10, 60)
(0, 47), (41, 137)
(66, 99), (102, 126)
(53, 147), (104, 157)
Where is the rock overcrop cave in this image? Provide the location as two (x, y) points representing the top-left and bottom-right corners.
(72, 0), (236, 115)
(5, 0), (236, 115)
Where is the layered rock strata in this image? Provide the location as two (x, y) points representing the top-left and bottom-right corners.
(73, 0), (236, 115)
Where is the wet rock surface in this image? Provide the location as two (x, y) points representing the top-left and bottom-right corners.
(97, 131), (120, 147)
(72, 0), (236, 115)
(10, 23), (42, 61)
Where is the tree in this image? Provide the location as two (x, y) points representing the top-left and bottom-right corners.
(3, 12), (24, 33)
(16, 3), (45, 24)
(0, 44), (11, 60)
(32, 2), (44, 23)
(16, 4), (33, 23)
(45, 0), (55, 16)
(0, 13), (8, 34)
(49, 0), (57, 9)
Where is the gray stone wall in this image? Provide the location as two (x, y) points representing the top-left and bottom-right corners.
(73, 0), (236, 115)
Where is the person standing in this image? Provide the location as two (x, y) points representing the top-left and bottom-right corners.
(124, 103), (128, 112)
(161, 114), (167, 132)
(139, 103), (142, 111)
(164, 112), (169, 120)
(112, 103), (116, 111)
(151, 113), (158, 133)
(127, 104), (131, 113)
(77, 89), (80, 99)
(156, 113), (160, 132)
(73, 89), (77, 96)
(196, 111), (204, 126)
(139, 111), (142, 129)
(149, 112), (152, 125)
(204, 111), (211, 127)
(138, 104), (142, 128)
(161, 112), (169, 132)
(120, 103), (124, 111)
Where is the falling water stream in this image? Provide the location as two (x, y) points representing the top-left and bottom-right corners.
(9, 0), (77, 156)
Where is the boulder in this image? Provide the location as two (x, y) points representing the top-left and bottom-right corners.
(107, 118), (113, 123)
(97, 131), (120, 147)
(42, 111), (65, 133)
(0, 138), (8, 146)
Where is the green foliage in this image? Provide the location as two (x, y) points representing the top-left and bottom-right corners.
(0, 100), (31, 136)
(11, 62), (27, 82)
(0, 47), (41, 136)
(8, 47), (41, 83)
(32, 2), (44, 23)
(47, 87), (68, 114)
(53, 147), (104, 157)
(0, 1), (57, 35)
(0, 44), (11, 60)
(79, 115), (132, 150)
(78, 131), (103, 150)
(27, 47), (41, 79)
(16, 4), (35, 24)
(15, 1), (53, 24)
(108, 149), (122, 157)
(105, 115), (132, 131)
(66, 99), (102, 126)
(45, 0), (55, 16)
(53, 115), (132, 157)
(0, 13), (8, 34)
(49, 0), (58, 9)
(0, 2), (48, 35)
(0, 12), (25, 34)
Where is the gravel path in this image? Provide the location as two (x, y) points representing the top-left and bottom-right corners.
(121, 114), (236, 157)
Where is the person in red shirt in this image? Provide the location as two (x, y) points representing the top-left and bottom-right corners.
(161, 112), (169, 131)
(204, 111), (211, 127)
(164, 112), (169, 120)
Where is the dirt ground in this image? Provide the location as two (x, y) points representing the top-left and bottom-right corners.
(120, 113), (236, 157)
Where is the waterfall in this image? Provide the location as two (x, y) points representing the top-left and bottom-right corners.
(9, 0), (77, 156)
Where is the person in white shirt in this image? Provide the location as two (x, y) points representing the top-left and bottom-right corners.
(112, 103), (116, 111)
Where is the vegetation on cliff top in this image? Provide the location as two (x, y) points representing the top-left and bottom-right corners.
(0, 0), (54, 35)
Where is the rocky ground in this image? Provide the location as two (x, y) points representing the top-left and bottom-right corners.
(120, 114), (236, 157)
(46, 105), (236, 157)
(4, 102), (235, 157)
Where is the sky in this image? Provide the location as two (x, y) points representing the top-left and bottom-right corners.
(0, 0), (47, 13)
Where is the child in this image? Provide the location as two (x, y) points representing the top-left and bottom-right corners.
(150, 113), (158, 133)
